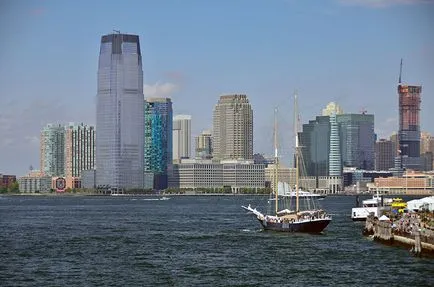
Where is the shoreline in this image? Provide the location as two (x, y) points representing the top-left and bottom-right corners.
(1, 192), (432, 197)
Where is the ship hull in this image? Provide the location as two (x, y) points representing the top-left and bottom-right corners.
(258, 218), (331, 233)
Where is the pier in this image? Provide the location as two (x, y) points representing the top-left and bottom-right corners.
(363, 213), (434, 256)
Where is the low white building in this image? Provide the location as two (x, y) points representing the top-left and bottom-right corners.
(168, 159), (265, 192)
(18, 174), (52, 193)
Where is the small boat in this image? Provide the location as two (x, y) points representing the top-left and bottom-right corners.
(242, 93), (331, 233)
(351, 191), (392, 221)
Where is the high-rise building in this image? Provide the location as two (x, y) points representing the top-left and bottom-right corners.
(144, 97), (173, 190)
(96, 33), (144, 191)
(40, 124), (65, 177)
(397, 66), (422, 170)
(337, 113), (375, 170)
(172, 115), (191, 162)
(299, 116), (330, 177)
(212, 94), (253, 160)
(375, 139), (394, 171)
(300, 112), (375, 176)
(65, 123), (96, 178)
(390, 132), (399, 158)
(421, 132), (432, 154)
(420, 132), (434, 171)
(329, 113), (341, 176)
(195, 130), (212, 159)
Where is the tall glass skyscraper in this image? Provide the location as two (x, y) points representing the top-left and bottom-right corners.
(96, 33), (144, 191)
(299, 116), (330, 177)
(337, 113), (375, 170)
(144, 98), (173, 190)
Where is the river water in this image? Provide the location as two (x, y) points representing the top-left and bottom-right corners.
(0, 195), (432, 286)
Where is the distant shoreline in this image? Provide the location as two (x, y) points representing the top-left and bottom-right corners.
(1, 192), (432, 197)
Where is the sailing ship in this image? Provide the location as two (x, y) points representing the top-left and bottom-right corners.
(242, 93), (331, 233)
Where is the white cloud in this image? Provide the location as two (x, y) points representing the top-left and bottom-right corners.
(143, 82), (179, 98)
(337, 0), (433, 8)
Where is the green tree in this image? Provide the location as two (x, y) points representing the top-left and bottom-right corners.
(7, 181), (19, 193)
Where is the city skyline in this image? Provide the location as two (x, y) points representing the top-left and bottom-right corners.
(0, 0), (433, 176)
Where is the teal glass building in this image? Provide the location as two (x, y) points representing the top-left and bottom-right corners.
(144, 98), (173, 190)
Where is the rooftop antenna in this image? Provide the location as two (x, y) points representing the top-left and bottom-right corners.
(113, 29), (120, 34)
(398, 58), (403, 84)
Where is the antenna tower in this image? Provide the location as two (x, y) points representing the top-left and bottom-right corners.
(398, 58), (403, 84)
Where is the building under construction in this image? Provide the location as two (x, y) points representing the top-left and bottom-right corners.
(397, 60), (422, 170)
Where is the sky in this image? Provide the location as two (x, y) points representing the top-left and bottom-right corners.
(0, 0), (433, 176)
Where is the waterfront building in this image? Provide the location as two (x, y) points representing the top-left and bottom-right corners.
(173, 115), (191, 163)
(396, 74), (422, 170)
(65, 123), (95, 178)
(264, 164), (295, 192)
(221, 160), (265, 193)
(96, 33), (144, 191)
(144, 97), (173, 190)
(369, 171), (434, 194)
(40, 124), (65, 177)
(18, 172), (52, 193)
(168, 159), (265, 192)
(195, 130), (212, 159)
(168, 159), (222, 190)
(212, 94), (253, 160)
(337, 113), (375, 170)
(375, 139), (395, 171)
(343, 167), (393, 190)
(0, 174), (16, 191)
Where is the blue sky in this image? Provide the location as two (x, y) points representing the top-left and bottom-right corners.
(0, 0), (433, 176)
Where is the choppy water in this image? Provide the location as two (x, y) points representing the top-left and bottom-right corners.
(0, 195), (433, 286)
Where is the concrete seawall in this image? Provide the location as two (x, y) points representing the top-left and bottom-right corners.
(364, 215), (434, 256)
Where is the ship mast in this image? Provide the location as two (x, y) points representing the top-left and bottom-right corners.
(274, 107), (279, 215)
(294, 92), (300, 213)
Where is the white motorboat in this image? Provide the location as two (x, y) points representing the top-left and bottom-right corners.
(275, 182), (326, 199)
(351, 193), (392, 221)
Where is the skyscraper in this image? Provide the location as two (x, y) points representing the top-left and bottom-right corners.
(40, 124), (65, 177)
(337, 113), (375, 170)
(96, 33), (144, 191)
(144, 98), (173, 190)
(375, 139), (394, 171)
(212, 94), (253, 160)
(172, 115), (191, 162)
(195, 130), (213, 159)
(65, 123), (96, 178)
(329, 113), (341, 176)
(397, 61), (422, 170)
(299, 115), (330, 177)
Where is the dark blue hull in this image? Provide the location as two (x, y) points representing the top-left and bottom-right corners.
(258, 218), (331, 233)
